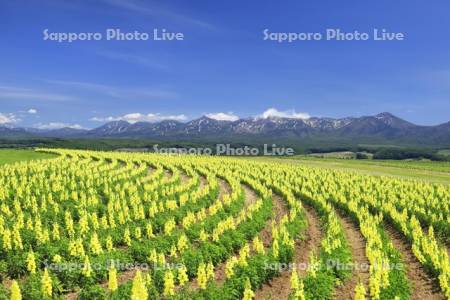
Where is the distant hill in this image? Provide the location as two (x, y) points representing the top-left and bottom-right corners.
(2, 112), (450, 147)
(0, 125), (33, 138)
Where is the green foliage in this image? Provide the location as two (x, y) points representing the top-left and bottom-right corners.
(78, 284), (107, 300)
(373, 148), (449, 161)
(0, 285), (9, 300)
(303, 271), (336, 299)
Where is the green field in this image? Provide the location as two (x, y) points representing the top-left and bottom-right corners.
(252, 155), (450, 185)
(0, 149), (57, 165)
(308, 151), (374, 159)
(438, 149), (450, 156)
(288, 155), (450, 172)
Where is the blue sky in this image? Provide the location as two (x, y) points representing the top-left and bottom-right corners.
(1, 0), (449, 129)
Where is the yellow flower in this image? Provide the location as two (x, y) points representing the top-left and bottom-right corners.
(292, 276), (305, 300)
(12, 226), (23, 250)
(2, 229), (11, 251)
(10, 280), (21, 300)
(82, 256), (92, 278)
(145, 223), (154, 238)
(158, 253), (166, 265)
(354, 282), (366, 300)
(108, 265), (118, 292)
(89, 233), (103, 255)
(225, 257), (238, 279)
(197, 262), (207, 290)
(206, 261), (215, 280)
(106, 236), (113, 252)
(164, 218), (176, 235)
(272, 240), (279, 258)
(134, 227), (142, 240)
(124, 228), (131, 246)
(163, 270), (175, 296)
(52, 254), (62, 264)
(290, 269), (299, 291)
(51, 224), (60, 241)
(308, 252), (319, 278)
(170, 244), (177, 257)
(148, 249), (157, 264)
(177, 234), (188, 252)
(131, 271), (148, 300)
(41, 268), (52, 297)
(243, 278), (254, 300)
(177, 265), (189, 287)
(199, 229), (208, 242)
(26, 250), (36, 274)
(252, 236), (265, 254)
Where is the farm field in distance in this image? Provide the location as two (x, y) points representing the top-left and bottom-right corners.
(262, 155), (450, 185)
(0, 149), (57, 165)
(0, 149), (449, 299)
(438, 149), (450, 157)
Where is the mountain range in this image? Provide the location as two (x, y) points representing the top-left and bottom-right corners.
(1, 112), (450, 146)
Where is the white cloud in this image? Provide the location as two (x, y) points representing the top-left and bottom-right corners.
(206, 112), (239, 121)
(34, 122), (86, 130)
(91, 112), (187, 124)
(27, 108), (37, 114)
(0, 113), (19, 124)
(260, 108), (310, 120)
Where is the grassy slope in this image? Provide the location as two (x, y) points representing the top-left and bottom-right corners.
(438, 149), (450, 156)
(249, 156), (450, 185)
(0, 149), (57, 165)
(296, 155), (450, 172)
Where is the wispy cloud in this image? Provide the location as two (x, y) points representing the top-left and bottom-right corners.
(91, 112), (187, 123)
(0, 86), (31, 92)
(102, 0), (216, 30)
(34, 122), (86, 130)
(97, 51), (167, 70)
(27, 108), (38, 114)
(260, 108), (310, 120)
(0, 113), (19, 124)
(206, 112), (239, 121)
(47, 80), (178, 100)
(46, 80), (120, 97)
(0, 86), (73, 102)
